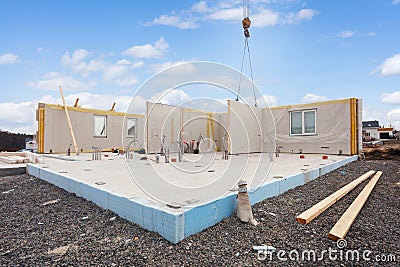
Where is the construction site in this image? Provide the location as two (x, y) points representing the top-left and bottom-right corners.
(1, 1), (399, 266)
(2, 88), (398, 265)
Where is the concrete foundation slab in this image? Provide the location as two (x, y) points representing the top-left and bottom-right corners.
(27, 152), (358, 243)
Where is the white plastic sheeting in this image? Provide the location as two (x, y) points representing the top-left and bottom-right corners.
(265, 99), (362, 155)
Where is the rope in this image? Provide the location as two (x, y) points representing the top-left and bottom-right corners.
(246, 39), (257, 107)
(236, 0), (257, 106)
(243, 0), (249, 17)
(236, 39), (257, 106)
(236, 39), (247, 101)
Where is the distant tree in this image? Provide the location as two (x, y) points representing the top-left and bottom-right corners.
(0, 131), (33, 151)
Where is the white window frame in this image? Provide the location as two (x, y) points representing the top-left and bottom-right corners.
(94, 115), (107, 137)
(289, 109), (317, 136)
(126, 118), (137, 138)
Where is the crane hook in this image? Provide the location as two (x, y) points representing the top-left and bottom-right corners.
(242, 17), (251, 38)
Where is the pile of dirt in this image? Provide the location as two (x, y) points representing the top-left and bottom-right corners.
(363, 141), (400, 160)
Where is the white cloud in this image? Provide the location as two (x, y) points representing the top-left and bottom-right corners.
(116, 59), (131, 65)
(388, 108), (400, 119)
(122, 37), (169, 58)
(338, 30), (355, 38)
(62, 49), (90, 65)
(146, 14), (199, 29)
(362, 106), (400, 129)
(103, 64), (128, 81)
(192, 1), (209, 13)
(0, 53), (19, 65)
(26, 72), (96, 91)
(259, 95), (278, 107)
(242, 94), (278, 107)
(206, 7), (280, 27)
(102, 59), (139, 86)
(114, 76), (138, 87)
(365, 32), (376, 37)
(386, 109), (400, 129)
(131, 60), (145, 69)
(297, 9), (316, 20)
(393, 0), (400, 4)
(206, 7), (314, 28)
(147, 2), (316, 30)
(382, 91), (400, 105)
(61, 49), (107, 77)
(150, 89), (191, 105)
(252, 9), (279, 27)
(362, 105), (386, 123)
(373, 54), (400, 76)
(115, 59), (144, 68)
(206, 7), (242, 21)
(362, 106), (399, 129)
(302, 93), (329, 103)
(150, 60), (189, 73)
(0, 101), (36, 134)
(285, 9), (317, 25)
(61, 49), (141, 86)
(0, 101), (35, 124)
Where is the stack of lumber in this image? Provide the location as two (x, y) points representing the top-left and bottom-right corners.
(0, 155), (29, 164)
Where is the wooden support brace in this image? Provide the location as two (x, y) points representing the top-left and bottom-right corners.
(59, 86), (79, 155)
(328, 171), (383, 241)
(296, 170), (375, 224)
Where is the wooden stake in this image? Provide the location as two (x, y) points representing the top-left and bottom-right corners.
(59, 86), (79, 155)
(73, 98), (79, 107)
(296, 170), (375, 224)
(328, 171), (382, 241)
(110, 102), (116, 111)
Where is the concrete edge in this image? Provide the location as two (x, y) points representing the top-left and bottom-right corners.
(26, 164), (185, 243)
(26, 155), (358, 243)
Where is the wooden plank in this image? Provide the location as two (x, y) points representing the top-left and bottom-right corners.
(0, 156), (17, 164)
(328, 171), (382, 241)
(8, 156), (28, 163)
(38, 108), (45, 153)
(59, 86), (79, 155)
(296, 170), (375, 224)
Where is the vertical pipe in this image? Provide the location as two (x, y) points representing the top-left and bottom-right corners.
(206, 113), (210, 149)
(227, 100), (231, 154)
(171, 118), (174, 145)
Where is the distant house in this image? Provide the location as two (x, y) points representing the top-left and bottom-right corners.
(378, 127), (394, 140)
(362, 120), (380, 141)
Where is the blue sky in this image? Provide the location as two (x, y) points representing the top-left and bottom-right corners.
(1, 0), (400, 133)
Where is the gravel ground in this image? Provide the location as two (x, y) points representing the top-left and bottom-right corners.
(1, 160), (399, 266)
